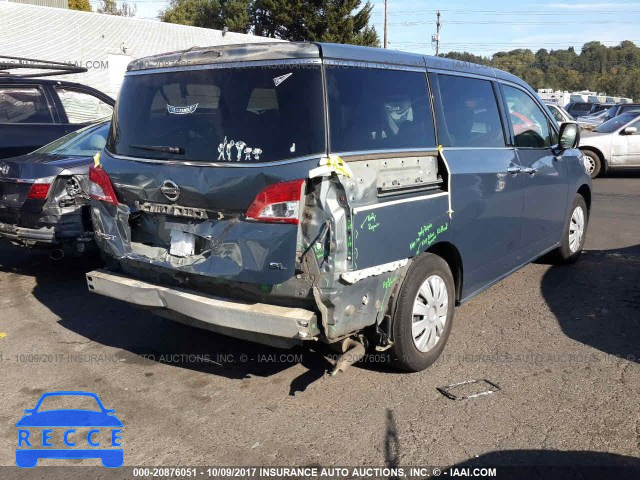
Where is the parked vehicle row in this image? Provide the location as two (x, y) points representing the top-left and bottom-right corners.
(564, 101), (609, 119)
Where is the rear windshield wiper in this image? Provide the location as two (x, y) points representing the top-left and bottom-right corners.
(130, 144), (185, 154)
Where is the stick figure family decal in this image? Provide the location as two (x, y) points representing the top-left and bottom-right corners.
(217, 137), (262, 162)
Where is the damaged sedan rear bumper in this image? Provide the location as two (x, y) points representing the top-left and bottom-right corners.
(0, 221), (56, 243)
(86, 269), (320, 348)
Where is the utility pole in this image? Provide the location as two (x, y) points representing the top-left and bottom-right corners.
(384, 0), (388, 49)
(435, 10), (441, 56)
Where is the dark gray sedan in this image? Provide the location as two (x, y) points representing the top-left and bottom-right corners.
(0, 120), (109, 258)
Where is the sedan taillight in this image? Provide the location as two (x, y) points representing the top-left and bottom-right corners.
(89, 165), (118, 205)
(26, 182), (51, 200)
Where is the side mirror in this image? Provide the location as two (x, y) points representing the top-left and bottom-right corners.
(23, 409), (33, 414)
(558, 122), (580, 150)
(623, 126), (637, 135)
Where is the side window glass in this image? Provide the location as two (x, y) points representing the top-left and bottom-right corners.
(435, 75), (505, 148)
(549, 106), (564, 123)
(628, 118), (640, 131)
(55, 87), (113, 124)
(503, 85), (552, 148)
(0, 87), (53, 124)
(326, 67), (435, 152)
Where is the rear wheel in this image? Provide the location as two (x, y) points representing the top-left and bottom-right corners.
(391, 253), (455, 372)
(552, 195), (588, 264)
(582, 150), (602, 178)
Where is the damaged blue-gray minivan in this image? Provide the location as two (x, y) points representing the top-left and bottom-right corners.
(86, 43), (591, 372)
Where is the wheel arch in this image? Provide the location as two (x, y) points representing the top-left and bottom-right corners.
(579, 146), (607, 173)
(577, 184), (592, 213)
(379, 242), (464, 345)
(425, 241), (463, 304)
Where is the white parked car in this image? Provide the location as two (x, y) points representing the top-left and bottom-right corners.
(579, 112), (640, 178)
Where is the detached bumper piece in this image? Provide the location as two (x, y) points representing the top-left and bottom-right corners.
(86, 269), (319, 346)
(0, 222), (55, 243)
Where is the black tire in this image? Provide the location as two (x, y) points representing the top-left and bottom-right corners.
(552, 194), (589, 264)
(582, 150), (602, 179)
(391, 253), (455, 372)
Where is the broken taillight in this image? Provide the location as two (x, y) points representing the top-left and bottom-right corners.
(245, 179), (305, 224)
(26, 182), (51, 200)
(89, 165), (118, 205)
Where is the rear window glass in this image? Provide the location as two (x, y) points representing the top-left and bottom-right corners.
(0, 87), (53, 124)
(108, 66), (325, 163)
(434, 74), (505, 148)
(35, 122), (110, 156)
(326, 67), (435, 152)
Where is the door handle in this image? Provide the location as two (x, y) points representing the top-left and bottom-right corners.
(522, 167), (537, 175)
(506, 166), (521, 174)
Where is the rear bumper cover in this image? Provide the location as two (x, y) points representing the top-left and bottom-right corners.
(86, 269), (319, 344)
(0, 222), (55, 243)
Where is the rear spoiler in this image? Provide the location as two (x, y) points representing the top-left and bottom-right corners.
(0, 56), (87, 78)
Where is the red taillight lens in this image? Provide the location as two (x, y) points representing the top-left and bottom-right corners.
(246, 179), (305, 224)
(89, 165), (118, 205)
(26, 183), (51, 200)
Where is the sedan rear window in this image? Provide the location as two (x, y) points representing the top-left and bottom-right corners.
(108, 66), (325, 163)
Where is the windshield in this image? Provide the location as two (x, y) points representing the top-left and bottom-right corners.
(594, 112), (640, 133)
(107, 65), (325, 163)
(34, 121), (110, 156)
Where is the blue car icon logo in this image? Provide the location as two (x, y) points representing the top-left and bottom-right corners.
(15, 391), (123, 468)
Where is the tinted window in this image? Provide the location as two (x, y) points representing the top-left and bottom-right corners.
(35, 122), (110, 156)
(56, 88), (113, 124)
(0, 87), (52, 124)
(108, 66), (325, 163)
(503, 85), (552, 148)
(327, 67), (435, 152)
(435, 75), (505, 148)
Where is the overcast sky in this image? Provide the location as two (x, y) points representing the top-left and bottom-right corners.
(98, 0), (640, 57)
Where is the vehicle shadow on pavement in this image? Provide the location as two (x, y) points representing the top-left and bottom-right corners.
(447, 449), (640, 479)
(540, 245), (640, 364)
(0, 245), (333, 392)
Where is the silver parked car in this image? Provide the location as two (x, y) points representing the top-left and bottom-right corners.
(579, 112), (640, 178)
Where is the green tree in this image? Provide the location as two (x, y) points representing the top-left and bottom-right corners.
(161, 0), (251, 32)
(97, 0), (137, 17)
(445, 41), (640, 101)
(68, 0), (92, 11)
(160, 0), (379, 46)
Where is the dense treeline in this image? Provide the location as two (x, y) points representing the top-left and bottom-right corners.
(444, 41), (640, 101)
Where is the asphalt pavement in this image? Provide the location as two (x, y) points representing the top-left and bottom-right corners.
(0, 174), (638, 477)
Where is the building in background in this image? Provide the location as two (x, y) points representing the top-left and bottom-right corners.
(6, 0), (68, 7)
(0, 2), (275, 98)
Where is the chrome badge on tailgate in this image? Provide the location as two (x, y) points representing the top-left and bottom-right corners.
(135, 201), (209, 220)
